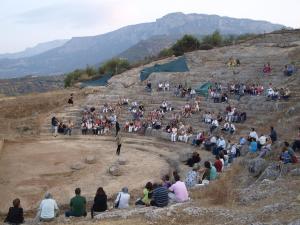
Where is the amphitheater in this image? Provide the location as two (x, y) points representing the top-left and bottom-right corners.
(0, 30), (300, 225)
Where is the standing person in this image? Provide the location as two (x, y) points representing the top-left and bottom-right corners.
(91, 187), (107, 218)
(115, 121), (120, 136)
(4, 198), (24, 224)
(116, 133), (122, 156)
(65, 188), (87, 218)
(64, 120), (74, 136)
(270, 126), (277, 143)
(38, 193), (59, 222)
(51, 116), (59, 137)
(68, 93), (74, 105)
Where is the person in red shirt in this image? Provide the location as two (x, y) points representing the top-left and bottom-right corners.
(214, 155), (223, 173)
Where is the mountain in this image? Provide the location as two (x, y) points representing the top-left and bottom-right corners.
(0, 12), (285, 78)
(117, 35), (178, 62)
(0, 39), (68, 60)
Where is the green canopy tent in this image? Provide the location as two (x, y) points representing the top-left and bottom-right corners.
(80, 73), (112, 88)
(140, 57), (189, 81)
(195, 82), (213, 97)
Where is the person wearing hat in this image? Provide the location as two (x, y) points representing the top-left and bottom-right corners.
(114, 187), (130, 209)
(185, 164), (200, 189)
(37, 193), (59, 222)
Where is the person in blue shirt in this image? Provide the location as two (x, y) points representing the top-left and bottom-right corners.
(249, 138), (258, 153)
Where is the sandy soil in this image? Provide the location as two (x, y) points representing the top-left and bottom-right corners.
(0, 136), (171, 213)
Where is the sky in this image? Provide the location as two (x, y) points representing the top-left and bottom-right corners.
(0, 0), (299, 53)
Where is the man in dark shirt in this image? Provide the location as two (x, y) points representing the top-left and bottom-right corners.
(4, 198), (24, 224)
(65, 188), (87, 217)
(150, 183), (169, 207)
(270, 126), (277, 143)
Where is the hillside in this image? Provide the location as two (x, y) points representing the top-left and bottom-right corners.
(0, 12), (284, 78)
(0, 39), (68, 60)
(0, 75), (65, 96)
(0, 30), (299, 225)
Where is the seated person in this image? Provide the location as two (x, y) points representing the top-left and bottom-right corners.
(210, 119), (219, 133)
(204, 135), (217, 151)
(248, 138), (258, 153)
(185, 165), (199, 189)
(186, 152), (201, 167)
(201, 161), (217, 182)
(4, 198), (24, 225)
(221, 122), (230, 132)
(38, 193), (59, 222)
(115, 187), (130, 209)
(192, 132), (205, 146)
(283, 64), (295, 76)
(263, 63), (272, 74)
(150, 183), (169, 207)
(135, 182), (153, 206)
(282, 142), (298, 163)
(162, 175), (172, 189)
(146, 81), (152, 91)
(168, 174), (189, 203)
(65, 188), (86, 217)
(91, 187), (107, 218)
(214, 155), (223, 173)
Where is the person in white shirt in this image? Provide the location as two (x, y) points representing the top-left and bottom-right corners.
(115, 187), (130, 209)
(171, 127), (178, 142)
(258, 134), (267, 149)
(229, 123), (236, 134)
(38, 193), (59, 222)
(210, 119), (219, 133)
(249, 128), (258, 141)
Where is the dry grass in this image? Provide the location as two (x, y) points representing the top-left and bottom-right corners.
(190, 163), (242, 206)
(0, 89), (85, 139)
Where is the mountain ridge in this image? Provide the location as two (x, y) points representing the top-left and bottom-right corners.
(0, 12), (285, 78)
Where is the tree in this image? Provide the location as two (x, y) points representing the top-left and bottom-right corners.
(158, 48), (174, 58)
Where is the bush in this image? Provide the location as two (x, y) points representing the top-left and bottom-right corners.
(99, 58), (130, 75)
(158, 48), (174, 58)
(201, 30), (223, 47)
(171, 35), (200, 56)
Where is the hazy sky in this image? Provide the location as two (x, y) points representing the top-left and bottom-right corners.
(1, 0), (299, 53)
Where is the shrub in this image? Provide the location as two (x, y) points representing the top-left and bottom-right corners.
(158, 48), (174, 58)
(171, 34), (200, 56)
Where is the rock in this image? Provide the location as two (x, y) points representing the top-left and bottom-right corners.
(257, 162), (281, 181)
(109, 164), (122, 176)
(85, 155), (96, 164)
(290, 168), (300, 176)
(240, 145), (249, 157)
(117, 158), (128, 165)
(285, 106), (296, 116)
(248, 158), (267, 177)
(297, 194), (300, 202)
(288, 219), (300, 225)
(70, 162), (86, 170)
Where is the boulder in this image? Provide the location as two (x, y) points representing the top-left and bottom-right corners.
(109, 164), (122, 176)
(70, 162), (86, 170)
(117, 158), (128, 165)
(257, 162), (281, 181)
(248, 158), (267, 177)
(290, 168), (300, 176)
(85, 155), (96, 164)
(288, 219), (300, 225)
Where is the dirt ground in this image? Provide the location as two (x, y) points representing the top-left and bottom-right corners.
(0, 136), (172, 213)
